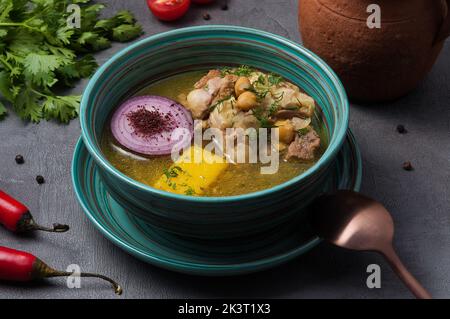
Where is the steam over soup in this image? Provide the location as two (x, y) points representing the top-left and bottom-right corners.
(101, 66), (328, 197)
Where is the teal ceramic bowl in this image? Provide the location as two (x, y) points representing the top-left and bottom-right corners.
(71, 131), (361, 275)
(80, 26), (349, 240)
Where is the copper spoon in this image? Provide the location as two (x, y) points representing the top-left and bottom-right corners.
(310, 190), (431, 299)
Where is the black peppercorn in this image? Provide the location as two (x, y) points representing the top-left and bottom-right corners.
(402, 161), (413, 171)
(203, 13), (211, 20)
(36, 175), (45, 184)
(221, 3), (228, 10)
(397, 125), (407, 134)
(15, 155), (24, 164)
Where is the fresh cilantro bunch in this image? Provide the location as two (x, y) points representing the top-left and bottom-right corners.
(0, 0), (143, 123)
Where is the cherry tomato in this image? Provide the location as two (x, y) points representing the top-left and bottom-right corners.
(192, 0), (215, 4)
(147, 0), (191, 21)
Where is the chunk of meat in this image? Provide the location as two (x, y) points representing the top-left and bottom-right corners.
(211, 75), (237, 104)
(186, 89), (212, 119)
(232, 112), (259, 129)
(186, 70), (238, 119)
(291, 117), (311, 130)
(273, 109), (312, 120)
(195, 70), (237, 102)
(204, 77), (223, 94)
(271, 86), (315, 118)
(285, 128), (321, 161)
(208, 98), (238, 130)
(194, 70), (222, 89)
(295, 92), (315, 117)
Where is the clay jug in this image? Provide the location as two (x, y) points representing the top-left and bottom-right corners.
(299, 0), (450, 101)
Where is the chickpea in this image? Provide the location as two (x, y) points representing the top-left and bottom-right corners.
(236, 91), (259, 111)
(275, 120), (295, 144)
(234, 77), (252, 97)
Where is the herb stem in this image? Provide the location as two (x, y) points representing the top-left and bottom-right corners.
(0, 22), (23, 27)
(30, 88), (50, 98)
(0, 1), (142, 123)
(0, 22), (44, 34)
(0, 56), (13, 72)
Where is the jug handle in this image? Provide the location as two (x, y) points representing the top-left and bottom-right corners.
(434, 0), (450, 44)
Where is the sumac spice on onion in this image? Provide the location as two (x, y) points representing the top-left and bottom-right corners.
(126, 106), (175, 138)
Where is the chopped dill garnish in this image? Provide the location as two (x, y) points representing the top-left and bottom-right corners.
(253, 106), (276, 128)
(162, 166), (184, 190)
(268, 73), (283, 86)
(220, 66), (233, 77)
(220, 65), (254, 77)
(295, 97), (305, 108)
(249, 86), (269, 101)
(209, 96), (232, 112)
(184, 186), (196, 196)
(252, 74), (283, 101)
(259, 118), (277, 128)
(267, 92), (284, 116)
(297, 127), (309, 136)
(234, 65), (254, 76)
(163, 166), (183, 179)
(256, 74), (266, 85)
(268, 102), (279, 117)
(273, 91), (284, 102)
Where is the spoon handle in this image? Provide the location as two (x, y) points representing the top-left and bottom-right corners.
(381, 245), (432, 299)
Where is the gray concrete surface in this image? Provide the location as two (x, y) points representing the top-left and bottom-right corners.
(0, 0), (449, 299)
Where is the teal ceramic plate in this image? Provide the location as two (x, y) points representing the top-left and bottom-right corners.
(72, 131), (362, 276)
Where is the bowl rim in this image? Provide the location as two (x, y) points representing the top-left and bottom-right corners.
(80, 25), (349, 203)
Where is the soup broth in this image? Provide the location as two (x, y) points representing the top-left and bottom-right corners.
(101, 69), (328, 197)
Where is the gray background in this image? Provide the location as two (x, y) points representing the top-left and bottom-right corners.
(0, 0), (449, 299)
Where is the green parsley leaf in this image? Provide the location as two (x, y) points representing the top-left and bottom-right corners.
(42, 94), (81, 123)
(94, 18), (118, 30)
(116, 11), (136, 25)
(57, 54), (97, 86)
(0, 70), (14, 101)
(268, 73), (283, 86)
(0, 0), (143, 123)
(23, 53), (63, 87)
(14, 87), (42, 122)
(0, 100), (7, 119)
(112, 24), (143, 42)
(56, 26), (75, 45)
(0, 1), (13, 22)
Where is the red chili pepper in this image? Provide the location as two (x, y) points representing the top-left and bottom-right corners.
(0, 190), (69, 233)
(0, 246), (122, 294)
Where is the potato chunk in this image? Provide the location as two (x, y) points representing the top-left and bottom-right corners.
(153, 145), (229, 196)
